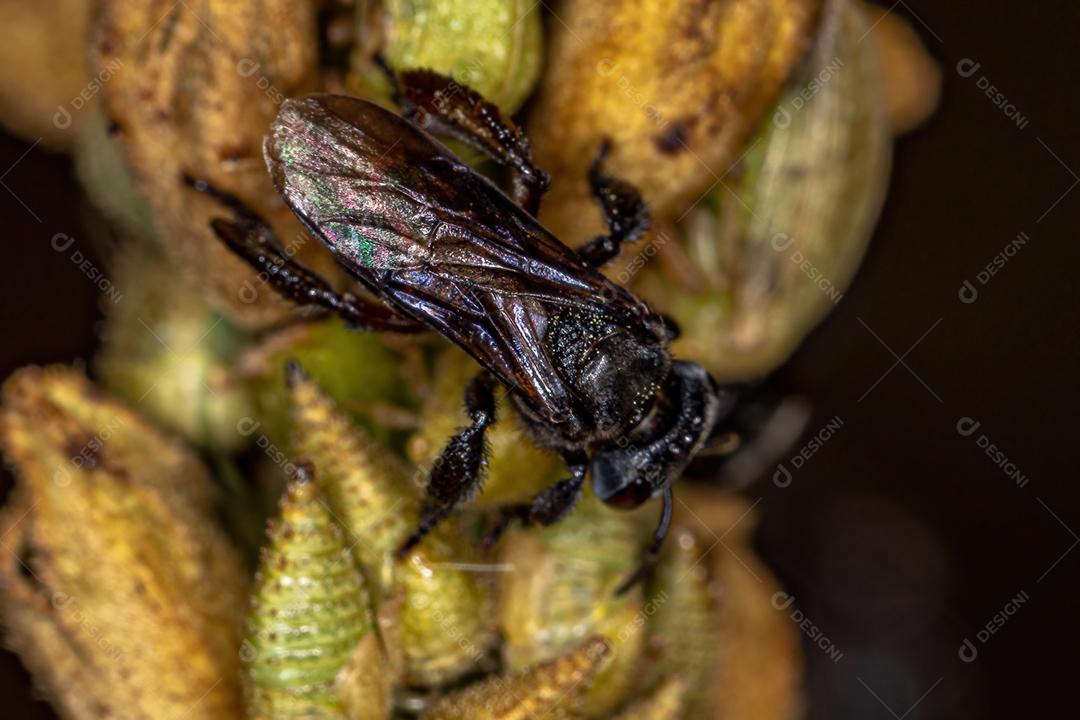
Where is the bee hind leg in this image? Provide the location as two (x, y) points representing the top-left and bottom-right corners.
(397, 373), (498, 557)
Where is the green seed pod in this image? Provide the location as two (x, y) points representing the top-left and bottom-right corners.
(498, 489), (647, 717)
(646, 527), (721, 720)
(288, 361), (416, 595)
(73, 108), (157, 241)
(96, 239), (254, 451)
(288, 363), (496, 685)
(398, 528), (499, 686)
(243, 320), (412, 450)
(245, 466), (378, 719)
(422, 636), (610, 720)
(356, 0), (544, 113)
(637, 0), (891, 380)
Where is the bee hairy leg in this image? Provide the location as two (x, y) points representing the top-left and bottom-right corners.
(384, 64), (550, 216)
(481, 452), (588, 548)
(576, 140), (651, 268)
(397, 373), (498, 557)
(184, 175), (422, 332)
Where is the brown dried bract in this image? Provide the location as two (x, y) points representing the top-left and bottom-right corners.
(0, 1), (93, 150)
(422, 636), (610, 720)
(613, 677), (687, 720)
(863, 1), (941, 134)
(92, 0), (334, 326)
(0, 367), (247, 719)
(528, 0), (823, 241)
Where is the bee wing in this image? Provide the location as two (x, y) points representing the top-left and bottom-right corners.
(266, 95), (440, 272)
(266, 95), (647, 420)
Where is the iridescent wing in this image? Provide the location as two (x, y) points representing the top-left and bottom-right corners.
(265, 95), (650, 422)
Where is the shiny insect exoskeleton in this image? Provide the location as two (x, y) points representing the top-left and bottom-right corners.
(186, 68), (735, 589)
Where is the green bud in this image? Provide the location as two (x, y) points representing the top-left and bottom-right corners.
(357, 0), (543, 113)
(245, 467), (377, 718)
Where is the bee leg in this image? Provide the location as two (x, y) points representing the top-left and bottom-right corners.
(482, 452), (588, 548)
(397, 373), (498, 557)
(576, 140), (651, 268)
(184, 175), (422, 332)
(388, 67), (550, 216)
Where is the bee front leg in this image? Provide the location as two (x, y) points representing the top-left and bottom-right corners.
(397, 373), (498, 557)
(386, 66), (550, 216)
(576, 140), (651, 268)
(184, 175), (422, 332)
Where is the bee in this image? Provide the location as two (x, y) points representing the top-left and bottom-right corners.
(186, 69), (734, 590)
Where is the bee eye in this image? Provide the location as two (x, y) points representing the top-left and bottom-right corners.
(604, 482), (653, 510)
(590, 450), (653, 509)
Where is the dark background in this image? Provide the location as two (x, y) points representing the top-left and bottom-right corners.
(1, 1), (1077, 717)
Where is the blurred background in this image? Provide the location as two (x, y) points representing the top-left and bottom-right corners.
(1, 1), (1077, 718)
